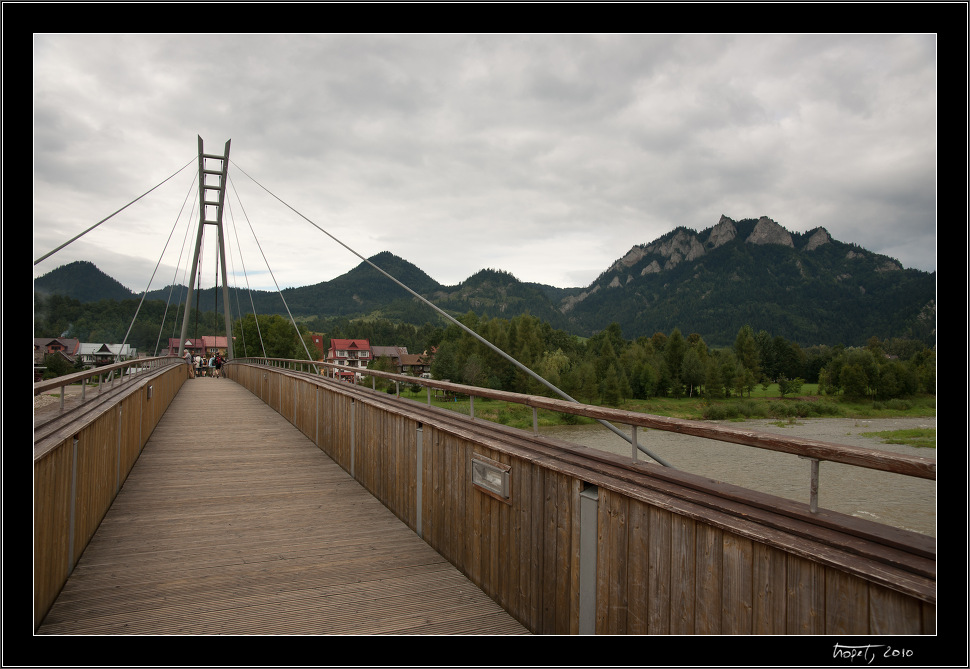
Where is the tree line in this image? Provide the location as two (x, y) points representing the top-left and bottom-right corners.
(422, 315), (935, 404)
(35, 294), (935, 403)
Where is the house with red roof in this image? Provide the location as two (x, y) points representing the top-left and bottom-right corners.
(163, 336), (230, 358)
(326, 339), (371, 382)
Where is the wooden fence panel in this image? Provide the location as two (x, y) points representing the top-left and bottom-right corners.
(670, 515), (697, 634)
(786, 554), (826, 634)
(34, 364), (186, 630)
(225, 364), (936, 637)
(868, 583), (922, 634)
(33, 439), (74, 629)
(752, 542), (788, 634)
(721, 533), (754, 634)
(72, 412), (119, 560)
(646, 503), (672, 634)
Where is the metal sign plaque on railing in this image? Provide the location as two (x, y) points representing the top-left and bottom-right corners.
(471, 455), (510, 501)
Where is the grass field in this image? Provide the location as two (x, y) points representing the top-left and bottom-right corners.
(858, 428), (937, 449)
(391, 382), (936, 431)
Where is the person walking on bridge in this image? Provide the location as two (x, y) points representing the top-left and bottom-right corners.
(183, 348), (195, 378)
(208, 354), (216, 378)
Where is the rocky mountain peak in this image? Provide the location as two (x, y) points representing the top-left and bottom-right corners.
(746, 216), (794, 247)
(706, 215), (738, 249)
(644, 228), (706, 269)
(804, 227), (832, 251)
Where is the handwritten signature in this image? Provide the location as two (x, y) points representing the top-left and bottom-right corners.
(833, 644), (915, 664)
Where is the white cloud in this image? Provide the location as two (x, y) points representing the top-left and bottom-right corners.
(33, 33), (937, 298)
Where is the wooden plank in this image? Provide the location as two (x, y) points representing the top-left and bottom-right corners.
(568, 478), (582, 635)
(826, 569), (870, 634)
(605, 489), (629, 634)
(786, 553), (825, 634)
(670, 515), (696, 634)
(554, 473), (572, 634)
(529, 460), (542, 631)
(721, 532), (754, 634)
(647, 504), (672, 634)
(752, 542), (787, 634)
(626, 498), (650, 634)
(36, 379), (528, 636)
(541, 468), (557, 633)
(694, 522), (722, 634)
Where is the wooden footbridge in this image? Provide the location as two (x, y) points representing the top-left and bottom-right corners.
(33, 356), (936, 637)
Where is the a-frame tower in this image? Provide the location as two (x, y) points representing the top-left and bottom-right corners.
(178, 136), (234, 359)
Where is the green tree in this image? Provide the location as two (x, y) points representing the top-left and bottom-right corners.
(430, 339), (460, 381)
(599, 364), (624, 406)
(734, 325), (760, 382)
(840, 363), (869, 399)
(681, 347), (706, 397)
(41, 353), (76, 380)
(535, 348), (571, 391)
(777, 376), (804, 398)
(704, 357), (725, 398)
(369, 355), (398, 391)
(461, 353), (486, 387)
(665, 328), (686, 385)
(233, 314), (312, 360)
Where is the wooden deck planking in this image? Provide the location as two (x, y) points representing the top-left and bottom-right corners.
(36, 377), (529, 635)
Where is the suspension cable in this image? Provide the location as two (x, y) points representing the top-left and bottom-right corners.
(154, 173), (199, 356)
(227, 174), (313, 363)
(118, 169), (199, 360)
(231, 160), (673, 467)
(226, 182), (267, 358)
(223, 198), (250, 358)
(194, 232), (204, 342)
(34, 157), (195, 266)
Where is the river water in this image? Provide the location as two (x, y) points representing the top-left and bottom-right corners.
(540, 417), (937, 538)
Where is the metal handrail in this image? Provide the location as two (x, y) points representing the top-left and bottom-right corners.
(34, 355), (185, 413)
(229, 357), (937, 507)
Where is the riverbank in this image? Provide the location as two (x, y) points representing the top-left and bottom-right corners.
(541, 416), (936, 537)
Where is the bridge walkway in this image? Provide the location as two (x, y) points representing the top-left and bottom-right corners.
(36, 376), (529, 635)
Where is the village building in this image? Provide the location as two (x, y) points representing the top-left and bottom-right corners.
(163, 336), (229, 358)
(77, 343), (135, 366)
(371, 345), (409, 372)
(310, 334), (326, 358)
(399, 352), (432, 378)
(34, 338), (138, 380)
(326, 338), (372, 382)
(34, 337), (81, 358)
(34, 338), (81, 381)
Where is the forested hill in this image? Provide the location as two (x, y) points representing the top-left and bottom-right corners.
(33, 260), (135, 302)
(556, 216), (936, 347)
(33, 217), (936, 348)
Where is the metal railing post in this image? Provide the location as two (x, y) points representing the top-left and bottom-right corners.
(800, 456), (820, 513)
(416, 424), (423, 539)
(579, 485), (599, 634)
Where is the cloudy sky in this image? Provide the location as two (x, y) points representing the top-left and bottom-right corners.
(33, 34), (937, 295)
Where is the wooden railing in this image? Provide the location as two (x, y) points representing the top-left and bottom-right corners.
(234, 358), (936, 489)
(228, 358), (936, 635)
(33, 357), (189, 629)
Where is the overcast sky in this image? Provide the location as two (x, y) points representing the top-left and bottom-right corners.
(33, 34), (937, 295)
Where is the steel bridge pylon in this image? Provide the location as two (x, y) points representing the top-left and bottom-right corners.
(178, 136), (234, 359)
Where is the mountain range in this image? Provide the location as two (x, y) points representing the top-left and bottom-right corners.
(34, 215), (936, 348)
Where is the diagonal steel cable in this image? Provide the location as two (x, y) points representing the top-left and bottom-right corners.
(227, 174), (312, 363)
(230, 159), (673, 467)
(34, 157), (195, 265)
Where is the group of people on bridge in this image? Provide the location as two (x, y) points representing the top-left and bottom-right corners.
(181, 349), (224, 379)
